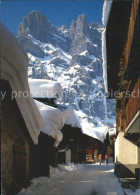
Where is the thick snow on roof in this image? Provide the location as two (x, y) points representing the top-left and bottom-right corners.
(102, 0), (112, 93)
(102, 0), (113, 27)
(108, 128), (116, 137)
(0, 23), (45, 144)
(28, 78), (62, 98)
(75, 110), (108, 142)
(57, 104), (108, 142)
(83, 124), (108, 143)
(57, 104), (81, 128)
(102, 29), (108, 93)
(35, 100), (65, 147)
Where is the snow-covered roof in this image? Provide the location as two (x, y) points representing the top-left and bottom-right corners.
(35, 100), (65, 147)
(75, 110), (108, 142)
(82, 125), (108, 142)
(57, 104), (108, 142)
(28, 78), (62, 98)
(102, 29), (108, 93)
(57, 104), (81, 128)
(0, 23), (45, 144)
(102, 0), (113, 93)
(108, 128), (116, 137)
(102, 0), (113, 27)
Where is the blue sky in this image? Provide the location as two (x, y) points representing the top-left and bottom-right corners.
(0, 1), (104, 36)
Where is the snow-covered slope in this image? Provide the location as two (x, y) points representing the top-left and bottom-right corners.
(17, 11), (116, 141)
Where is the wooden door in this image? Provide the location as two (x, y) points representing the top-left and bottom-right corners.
(13, 144), (26, 185)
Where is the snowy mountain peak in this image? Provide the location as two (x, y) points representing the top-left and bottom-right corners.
(18, 11), (51, 42)
(77, 14), (89, 30)
(17, 11), (116, 140)
(18, 11), (71, 52)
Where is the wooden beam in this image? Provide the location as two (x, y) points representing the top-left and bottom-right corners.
(123, 0), (139, 68)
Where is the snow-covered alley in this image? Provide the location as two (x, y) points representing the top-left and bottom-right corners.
(17, 164), (139, 195)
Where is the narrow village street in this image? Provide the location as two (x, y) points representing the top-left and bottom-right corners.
(17, 164), (131, 195)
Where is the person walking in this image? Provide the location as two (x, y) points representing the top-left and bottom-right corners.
(105, 153), (109, 164)
(98, 153), (102, 165)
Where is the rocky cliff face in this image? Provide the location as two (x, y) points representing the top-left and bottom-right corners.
(69, 14), (101, 57)
(18, 11), (71, 55)
(17, 11), (115, 127)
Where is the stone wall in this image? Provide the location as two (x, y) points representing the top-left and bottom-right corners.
(1, 80), (32, 195)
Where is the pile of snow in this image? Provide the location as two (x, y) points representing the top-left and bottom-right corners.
(56, 163), (83, 172)
(49, 163), (83, 179)
(17, 164), (83, 195)
(108, 128), (116, 137)
(102, 0), (113, 93)
(17, 177), (50, 195)
(57, 104), (81, 128)
(29, 78), (62, 98)
(75, 110), (108, 142)
(35, 100), (65, 147)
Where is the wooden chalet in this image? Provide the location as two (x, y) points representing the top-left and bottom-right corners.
(0, 23), (44, 195)
(28, 80), (65, 177)
(30, 132), (57, 178)
(29, 99), (64, 178)
(107, 128), (116, 162)
(30, 97), (82, 165)
(57, 125), (108, 164)
(106, 0), (140, 178)
(81, 134), (102, 164)
(57, 124), (83, 164)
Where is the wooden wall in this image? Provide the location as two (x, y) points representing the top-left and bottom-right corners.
(1, 80), (32, 195)
(124, 79), (139, 130)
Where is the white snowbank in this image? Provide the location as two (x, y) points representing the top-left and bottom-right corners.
(28, 78), (62, 98)
(57, 104), (81, 128)
(0, 23), (45, 144)
(75, 110), (108, 142)
(17, 164), (83, 195)
(35, 100), (65, 147)
(56, 163), (83, 172)
(102, 0), (112, 93)
(49, 163), (82, 179)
